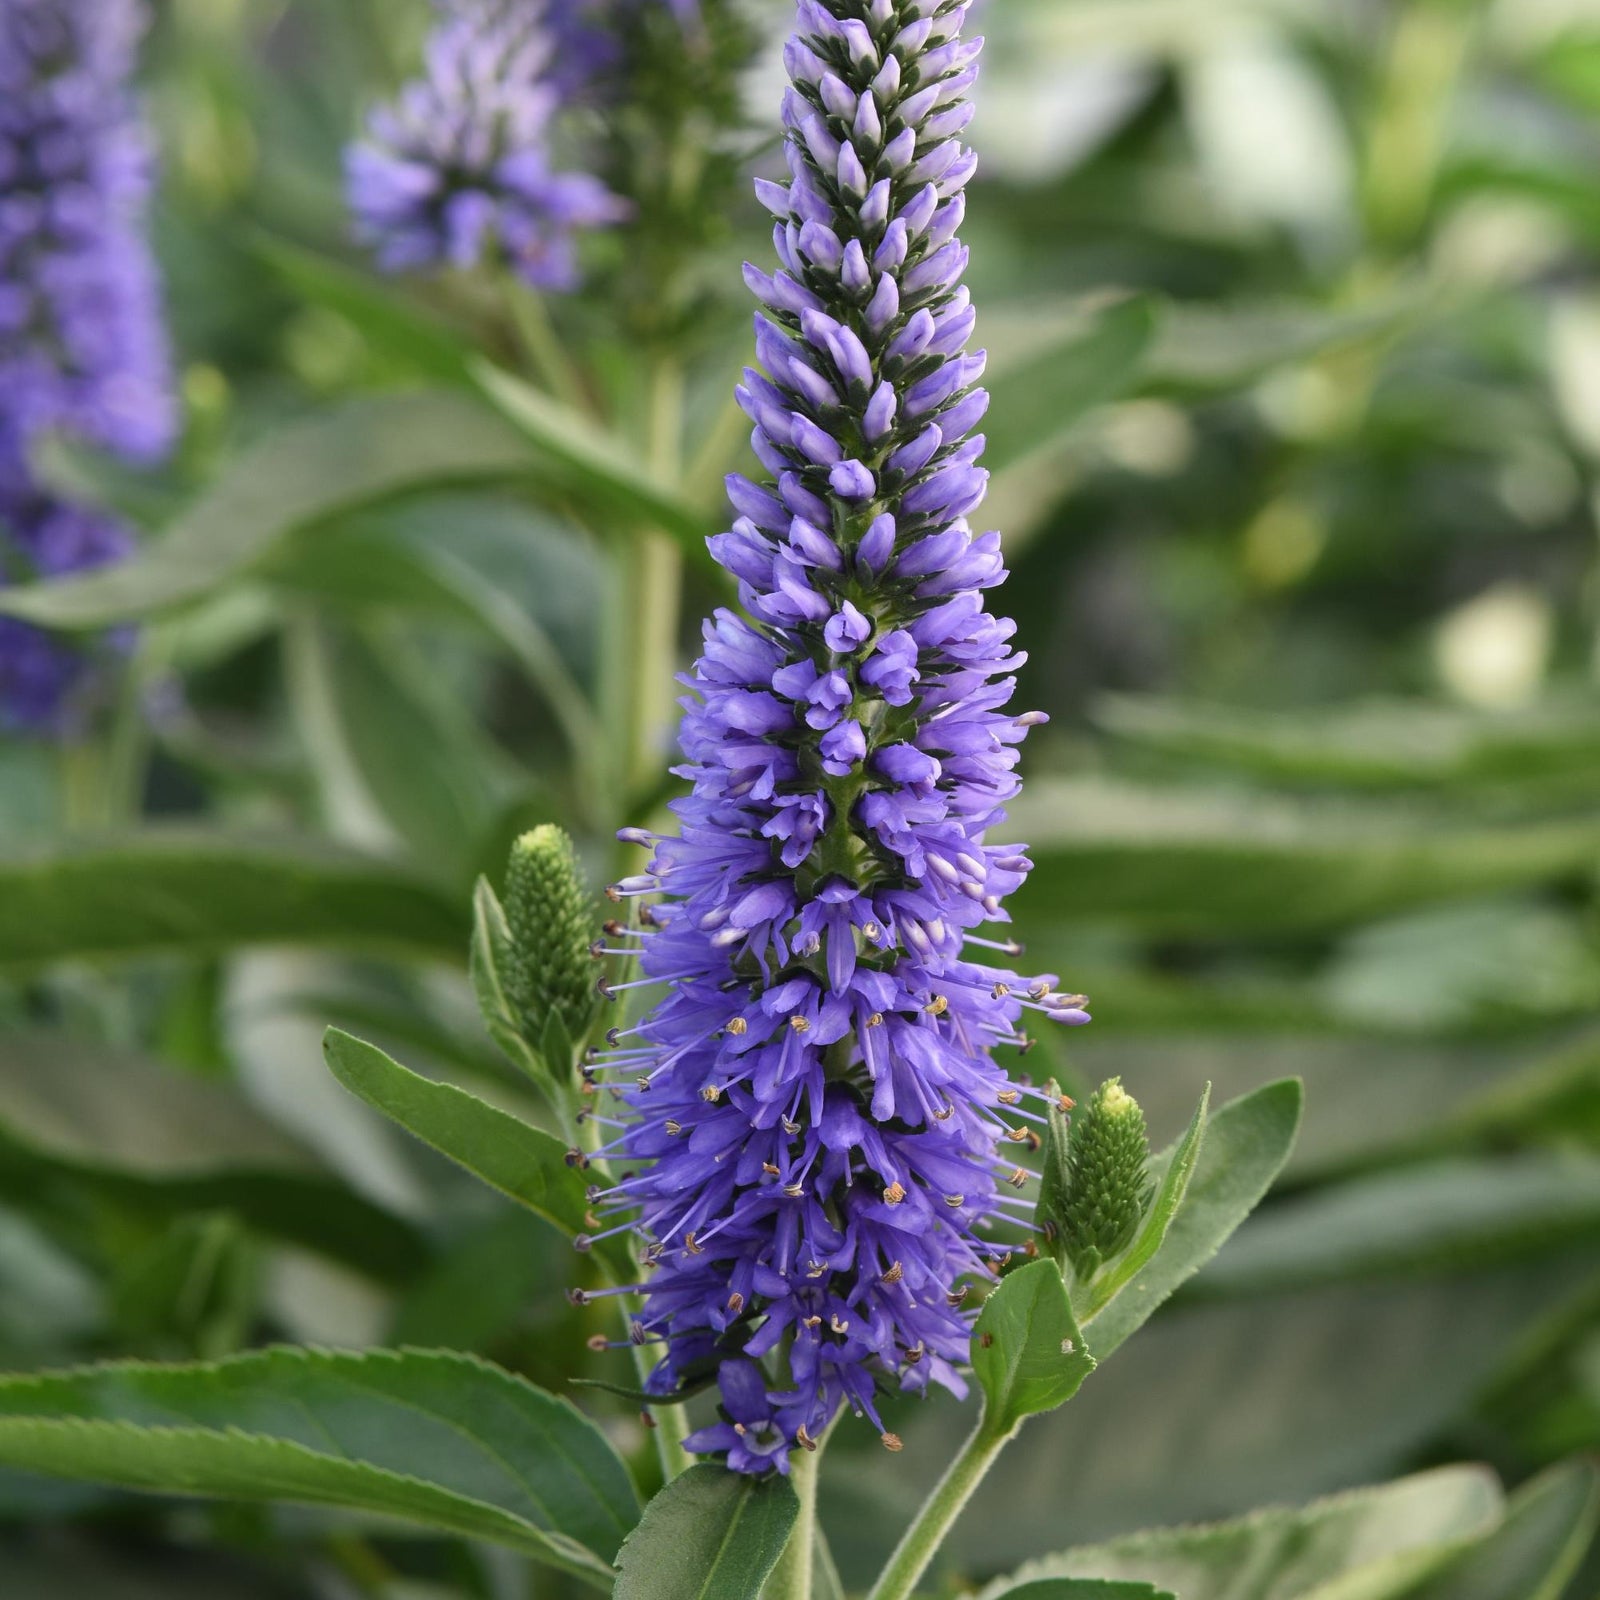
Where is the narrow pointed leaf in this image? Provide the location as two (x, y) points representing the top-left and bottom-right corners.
(323, 1029), (627, 1272)
(980, 1465), (1501, 1600)
(470, 361), (711, 558)
(1405, 1460), (1600, 1600)
(1008, 778), (1600, 935)
(1085, 1079), (1302, 1359)
(253, 234), (474, 382)
(0, 1031), (422, 1283)
(984, 296), (1158, 471)
(0, 1349), (639, 1584)
(973, 1258), (1098, 1431)
(996, 1585), (1176, 1600)
(0, 391), (535, 629)
(612, 1462), (799, 1600)
(0, 831), (464, 968)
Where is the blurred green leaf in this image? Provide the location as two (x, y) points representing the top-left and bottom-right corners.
(1197, 1155), (1600, 1295)
(0, 1032), (422, 1282)
(974, 1259), (1098, 1431)
(981, 1465), (1501, 1600)
(1404, 1459), (1600, 1600)
(1009, 779), (1600, 937)
(1093, 696), (1600, 793)
(995, 1585), (1175, 1600)
(470, 360), (712, 559)
(1086, 1079), (1301, 1359)
(0, 1348), (639, 1583)
(1058, 1028), (1600, 1184)
(821, 1262), (1589, 1576)
(2, 1539), (308, 1600)
(0, 391), (536, 629)
(253, 233), (474, 381)
(300, 622), (517, 884)
(388, 1210), (557, 1351)
(1320, 901), (1600, 1033)
(0, 831), (464, 967)
(322, 1029), (625, 1271)
(106, 1213), (258, 1358)
(1144, 299), (1420, 392)
(612, 1463), (798, 1600)
(984, 296), (1158, 472)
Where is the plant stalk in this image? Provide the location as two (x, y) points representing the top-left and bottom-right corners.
(623, 357), (686, 800)
(765, 1436), (822, 1600)
(577, 1054), (693, 1483)
(864, 1413), (1013, 1600)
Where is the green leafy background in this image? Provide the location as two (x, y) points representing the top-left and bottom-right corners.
(3, 0), (1600, 1594)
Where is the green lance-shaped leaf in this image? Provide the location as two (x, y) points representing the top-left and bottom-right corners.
(1049, 1078), (1156, 1284)
(503, 825), (602, 1067)
(1405, 1459), (1600, 1600)
(323, 1029), (630, 1276)
(972, 1258), (1098, 1433)
(995, 1585), (1176, 1600)
(0, 390), (538, 630)
(983, 295), (1159, 472)
(0, 830), (464, 970)
(980, 1464), (1502, 1600)
(612, 1463), (800, 1600)
(0, 1030), (423, 1284)
(0, 1348), (640, 1586)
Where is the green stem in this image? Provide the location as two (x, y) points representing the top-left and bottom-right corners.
(505, 277), (590, 413)
(766, 1437), (822, 1600)
(623, 358), (686, 799)
(578, 1056), (692, 1483)
(864, 1414), (1012, 1600)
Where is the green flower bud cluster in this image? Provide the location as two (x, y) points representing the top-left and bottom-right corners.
(502, 825), (602, 1057)
(1044, 1078), (1155, 1283)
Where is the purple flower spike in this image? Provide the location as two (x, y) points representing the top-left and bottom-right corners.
(586, 0), (1089, 1474)
(0, 0), (175, 465)
(347, 0), (629, 291)
(0, 0), (172, 735)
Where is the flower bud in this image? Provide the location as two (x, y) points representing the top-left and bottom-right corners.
(503, 826), (601, 1063)
(1052, 1078), (1154, 1282)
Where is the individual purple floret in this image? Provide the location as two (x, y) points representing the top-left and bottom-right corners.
(347, 0), (628, 291)
(579, 0), (1089, 1474)
(0, 0), (176, 465)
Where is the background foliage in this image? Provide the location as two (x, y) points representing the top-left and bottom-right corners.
(2, 0), (1599, 1594)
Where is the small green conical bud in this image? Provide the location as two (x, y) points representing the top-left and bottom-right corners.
(1055, 1078), (1154, 1282)
(503, 826), (600, 1062)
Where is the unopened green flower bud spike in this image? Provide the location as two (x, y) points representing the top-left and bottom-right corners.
(1054, 1077), (1156, 1285)
(503, 825), (604, 1074)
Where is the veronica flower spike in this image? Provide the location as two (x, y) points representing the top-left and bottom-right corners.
(347, 0), (627, 291)
(0, 0), (173, 734)
(582, 0), (1090, 1475)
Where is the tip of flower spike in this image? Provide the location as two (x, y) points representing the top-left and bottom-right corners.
(1099, 1078), (1136, 1118)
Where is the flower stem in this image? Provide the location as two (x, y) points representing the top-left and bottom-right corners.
(766, 1437), (822, 1600)
(505, 276), (589, 412)
(623, 357), (685, 798)
(863, 1414), (1013, 1600)
(579, 1082), (692, 1482)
